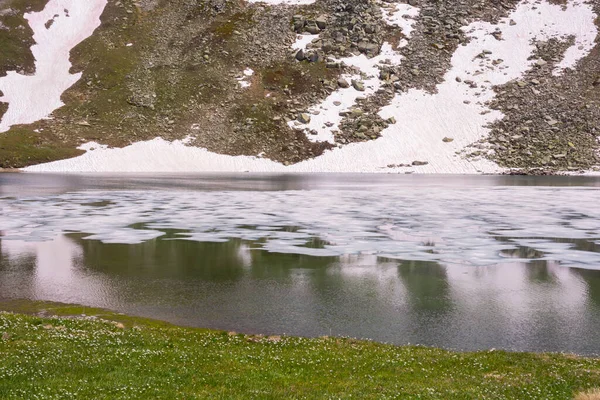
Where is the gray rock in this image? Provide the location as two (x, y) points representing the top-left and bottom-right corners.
(351, 79), (365, 91)
(315, 16), (327, 30)
(337, 78), (350, 88)
(412, 160), (429, 166)
(358, 41), (379, 54)
(442, 137), (454, 142)
(306, 51), (320, 63)
(305, 24), (321, 34)
(297, 113), (311, 124)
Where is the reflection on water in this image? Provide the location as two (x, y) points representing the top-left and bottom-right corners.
(1, 234), (600, 355)
(2, 173), (600, 355)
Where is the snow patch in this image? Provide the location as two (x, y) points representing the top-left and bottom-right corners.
(237, 68), (254, 89)
(289, 2), (421, 143)
(375, 0), (598, 173)
(0, 0), (107, 132)
(381, 3), (420, 37)
(289, 43), (405, 143)
(292, 33), (319, 51)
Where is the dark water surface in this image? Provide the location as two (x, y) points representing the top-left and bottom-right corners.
(1, 173), (600, 355)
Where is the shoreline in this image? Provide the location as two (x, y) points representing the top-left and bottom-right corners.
(1, 298), (600, 399)
(1, 298), (598, 358)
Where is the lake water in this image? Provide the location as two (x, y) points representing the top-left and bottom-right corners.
(1, 173), (600, 355)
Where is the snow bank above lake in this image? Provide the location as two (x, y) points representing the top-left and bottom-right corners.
(0, 0), (107, 132)
(22, 0), (600, 173)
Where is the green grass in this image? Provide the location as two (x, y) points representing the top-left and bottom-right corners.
(0, 128), (83, 168)
(0, 301), (599, 399)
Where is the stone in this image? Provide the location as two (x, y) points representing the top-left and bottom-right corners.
(412, 160), (429, 166)
(351, 79), (365, 91)
(357, 41), (379, 54)
(297, 113), (311, 124)
(315, 16), (327, 30)
(306, 51), (320, 63)
(337, 78), (350, 88)
(442, 137), (454, 142)
(295, 50), (305, 61)
(305, 24), (321, 35)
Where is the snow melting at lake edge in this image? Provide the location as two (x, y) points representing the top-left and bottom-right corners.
(15, 0), (600, 173)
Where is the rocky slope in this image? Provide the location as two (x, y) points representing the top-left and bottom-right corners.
(0, 0), (598, 173)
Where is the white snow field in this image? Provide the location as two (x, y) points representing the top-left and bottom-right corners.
(0, 0), (107, 133)
(16, 0), (600, 173)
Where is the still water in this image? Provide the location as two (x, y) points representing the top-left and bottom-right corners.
(1, 173), (600, 355)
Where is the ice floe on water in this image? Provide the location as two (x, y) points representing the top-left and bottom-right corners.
(2, 184), (600, 268)
(0, 0), (107, 132)
(18, 0), (600, 173)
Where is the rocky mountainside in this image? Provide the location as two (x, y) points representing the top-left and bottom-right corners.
(0, 0), (598, 173)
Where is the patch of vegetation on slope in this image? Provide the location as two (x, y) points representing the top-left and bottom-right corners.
(1, 302), (600, 399)
(0, 127), (82, 168)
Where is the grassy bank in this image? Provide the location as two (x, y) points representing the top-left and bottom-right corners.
(0, 301), (599, 399)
